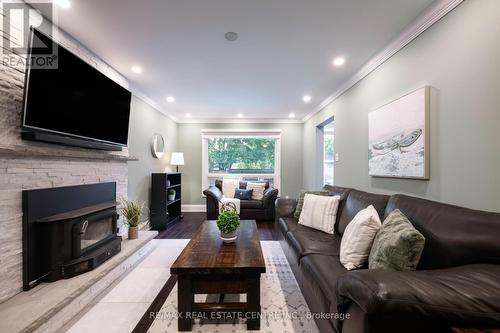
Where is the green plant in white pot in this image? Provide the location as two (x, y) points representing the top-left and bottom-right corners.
(120, 199), (144, 240)
(216, 211), (240, 243)
(168, 189), (176, 201)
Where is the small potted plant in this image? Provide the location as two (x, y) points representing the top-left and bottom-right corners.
(168, 189), (176, 201)
(216, 210), (240, 243)
(120, 199), (144, 240)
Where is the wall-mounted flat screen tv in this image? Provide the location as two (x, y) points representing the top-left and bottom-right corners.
(22, 28), (131, 148)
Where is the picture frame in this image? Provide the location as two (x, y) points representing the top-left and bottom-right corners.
(368, 86), (430, 179)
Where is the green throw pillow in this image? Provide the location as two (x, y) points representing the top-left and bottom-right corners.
(368, 209), (425, 271)
(294, 190), (329, 218)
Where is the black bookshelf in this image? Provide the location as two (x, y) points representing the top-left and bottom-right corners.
(151, 173), (182, 230)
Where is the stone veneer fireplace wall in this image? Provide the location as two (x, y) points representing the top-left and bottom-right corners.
(0, 14), (130, 302)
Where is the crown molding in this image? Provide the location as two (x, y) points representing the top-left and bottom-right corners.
(302, 0), (464, 123)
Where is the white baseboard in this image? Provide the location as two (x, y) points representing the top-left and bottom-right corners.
(182, 204), (206, 212)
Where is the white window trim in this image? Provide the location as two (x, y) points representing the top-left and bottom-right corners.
(201, 129), (282, 195)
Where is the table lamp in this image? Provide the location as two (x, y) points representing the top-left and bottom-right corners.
(170, 152), (184, 172)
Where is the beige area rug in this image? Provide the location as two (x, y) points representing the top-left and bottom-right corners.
(148, 241), (319, 333)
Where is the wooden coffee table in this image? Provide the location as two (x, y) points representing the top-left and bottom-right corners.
(170, 220), (266, 331)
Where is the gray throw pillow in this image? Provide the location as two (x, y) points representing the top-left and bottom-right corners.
(368, 209), (425, 271)
(294, 190), (329, 218)
(234, 188), (253, 200)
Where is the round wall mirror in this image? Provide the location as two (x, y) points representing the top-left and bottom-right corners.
(151, 134), (165, 159)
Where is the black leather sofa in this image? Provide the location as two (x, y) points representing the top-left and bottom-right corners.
(203, 180), (279, 220)
(276, 185), (500, 333)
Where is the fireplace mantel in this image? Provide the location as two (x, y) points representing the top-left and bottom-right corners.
(0, 144), (139, 161)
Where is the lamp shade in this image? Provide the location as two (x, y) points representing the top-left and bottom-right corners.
(170, 152), (185, 166)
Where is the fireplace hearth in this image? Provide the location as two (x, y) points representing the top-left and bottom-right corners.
(22, 182), (122, 290)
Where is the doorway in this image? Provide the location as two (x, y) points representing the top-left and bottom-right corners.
(323, 122), (335, 185)
(317, 117), (335, 187)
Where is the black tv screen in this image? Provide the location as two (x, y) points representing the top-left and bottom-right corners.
(22, 29), (131, 147)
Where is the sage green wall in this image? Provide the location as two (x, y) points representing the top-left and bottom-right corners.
(127, 96), (177, 205)
(177, 123), (303, 205)
(303, 0), (500, 211)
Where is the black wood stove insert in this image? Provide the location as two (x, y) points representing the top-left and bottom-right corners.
(22, 182), (122, 290)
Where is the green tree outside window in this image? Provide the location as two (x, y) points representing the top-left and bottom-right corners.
(208, 138), (276, 174)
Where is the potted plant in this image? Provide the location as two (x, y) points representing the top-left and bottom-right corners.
(120, 199), (144, 240)
(168, 189), (176, 201)
(216, 210), (240, 243)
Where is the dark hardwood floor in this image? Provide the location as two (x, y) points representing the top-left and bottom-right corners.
(155, 212), (280, 240)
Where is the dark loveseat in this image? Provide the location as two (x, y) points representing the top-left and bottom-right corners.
(276, 185), (500, 333)
(203, 180), (279, 220)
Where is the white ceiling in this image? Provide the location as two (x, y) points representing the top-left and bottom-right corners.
(40, 0), (436, 121)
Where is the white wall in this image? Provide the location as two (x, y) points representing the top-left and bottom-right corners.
(127, 96), (177, 206)
(302, 0), (500, 212)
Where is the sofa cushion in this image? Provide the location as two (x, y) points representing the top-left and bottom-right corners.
(294, 190), (329, 218)
(336, 264), (500, 327)
(215, 179), (270, 191)
(300, 254), (347, 312)
(340, 205), (382, 270)
(287, 228), (342, 257)
(234, 188), (253, 200)
(369, 209), (425, 271)
(384, 194), (500, 269)
(337, 190), (389, 235)
(298, 194), (340, 234)
(240, 199), (263, 209)
(247, 182), (266, 200)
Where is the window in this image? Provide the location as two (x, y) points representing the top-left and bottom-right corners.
(202, 130), (281, 193)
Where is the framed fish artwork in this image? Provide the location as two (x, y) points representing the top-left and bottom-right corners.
(368, 86), (430, 179)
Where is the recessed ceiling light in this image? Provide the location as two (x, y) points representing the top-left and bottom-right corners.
(225, 32), (238, 42)
(131, 65), (142, 74)
(237, 113), (243, 118)
(302, 95), (311, 103)
(185, 113), (191, 118)
(54, 0), (71, 9)
(289, 113), (296, 118)
(166, 96), (175, 103)
(333, 57), (346, 67)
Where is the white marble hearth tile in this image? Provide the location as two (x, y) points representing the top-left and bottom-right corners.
(153, 239), (190, 248)
(0, 231), (158, 333)
(101, 267), (170, 303)
(139, 243), (186, 268)
(67, 301), (148, 333)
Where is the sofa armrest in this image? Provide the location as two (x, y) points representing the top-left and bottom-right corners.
(203, 185), (223, 202)
(262, 187), (279, 208)
(336, 264), (500, 327)
(275, 198), (298, 218)
(203, 186), (223, 220)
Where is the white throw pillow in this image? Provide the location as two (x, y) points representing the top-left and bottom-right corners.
(340, 205), (382, 270)
(222, 178), (240, 199)
(298, 194), (340, 234)
(247, 182), (266, 200)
